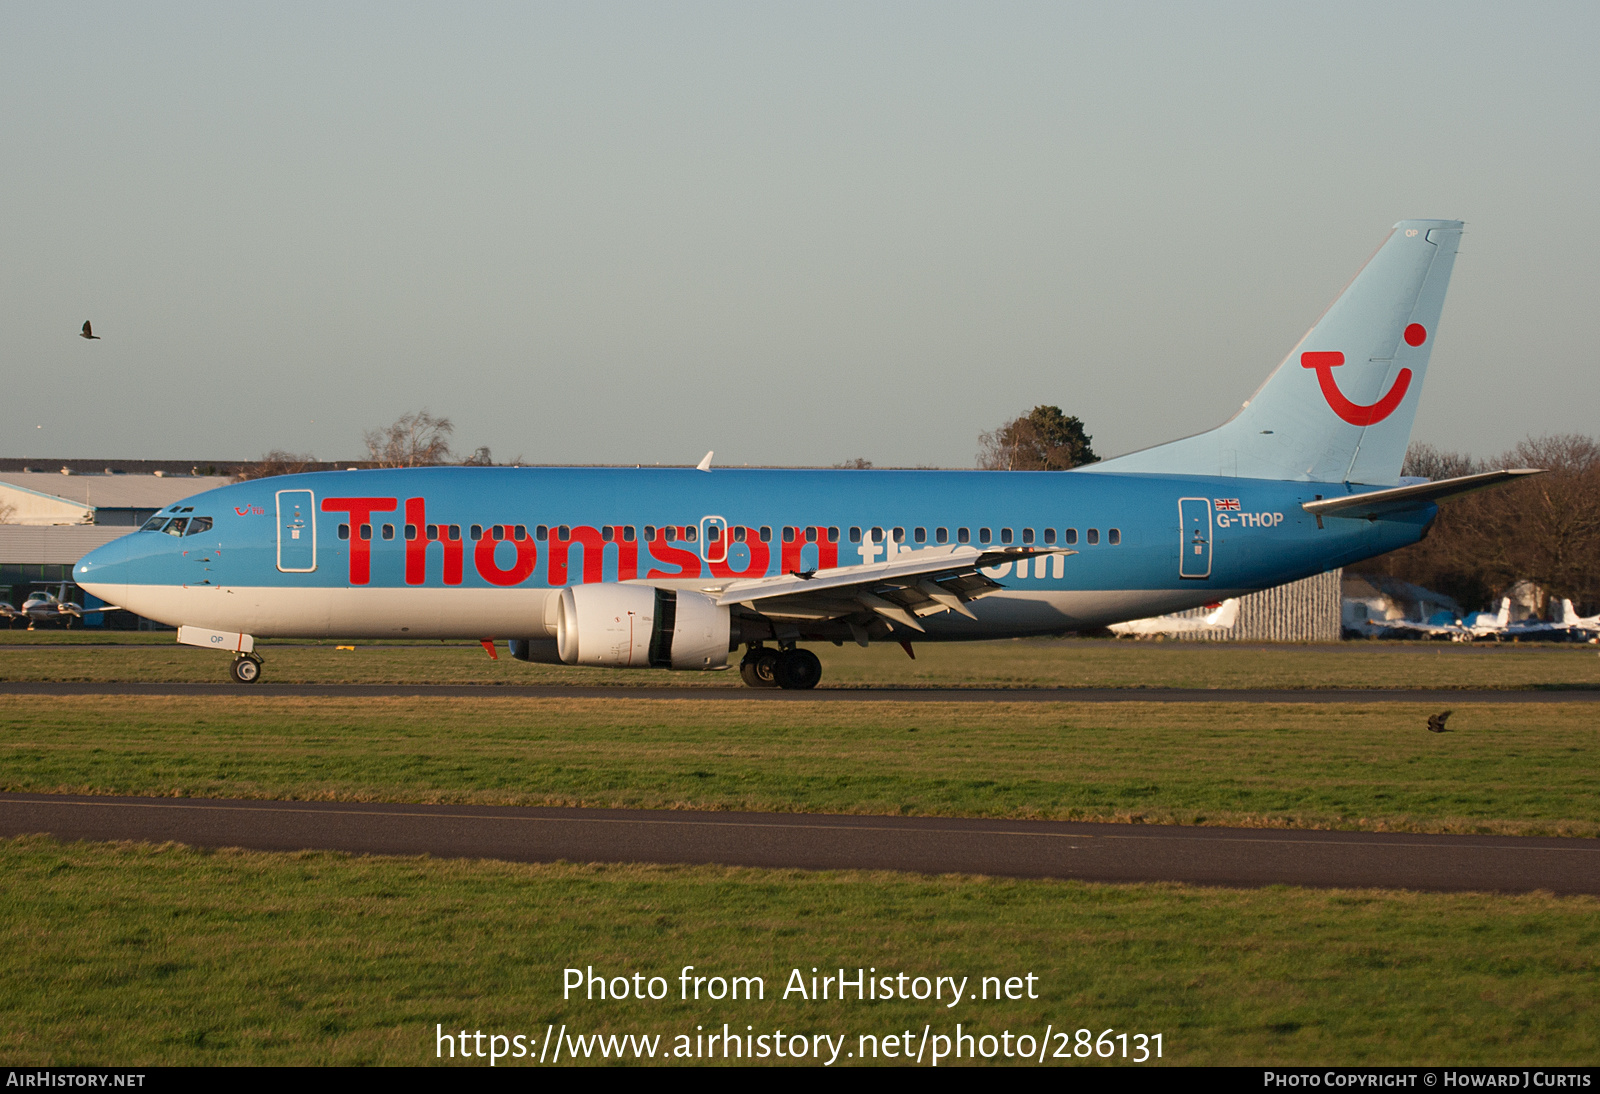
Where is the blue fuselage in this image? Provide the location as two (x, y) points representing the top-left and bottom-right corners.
(75, 466), (1428, 641)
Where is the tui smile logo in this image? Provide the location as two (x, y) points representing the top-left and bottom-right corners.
(1300, 324), (1426, 426)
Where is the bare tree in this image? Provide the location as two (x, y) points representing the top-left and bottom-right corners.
(364, 410), (455, 468)
(234, 450), (319, 481)
(1354, 434), (1600, 615)
(833, 458), (873, 469)
(461, 445), (494, 467)
(1402, 441), (1480, 481)
(978, 406), (1097, 470)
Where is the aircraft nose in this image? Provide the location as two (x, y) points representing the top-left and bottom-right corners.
(74, 535), (132, 603)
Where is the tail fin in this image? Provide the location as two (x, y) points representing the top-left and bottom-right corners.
(1089, 220), (1462, 484)
(1497, 598), (1511, 628)
(1560, 599), (1579, 626)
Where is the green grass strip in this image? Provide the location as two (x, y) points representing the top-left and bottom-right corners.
(4, 697), (1597, 834)
(0, 837), (1594, 1066)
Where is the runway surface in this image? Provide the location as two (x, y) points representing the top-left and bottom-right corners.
(2, 681), (1597, 702)
(3, 792), (1595, 894)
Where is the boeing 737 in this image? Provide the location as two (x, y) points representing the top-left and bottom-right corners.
(74, 219), (1543, 686)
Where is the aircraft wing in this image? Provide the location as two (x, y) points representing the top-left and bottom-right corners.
(1302, 469), (1545, 521)
(703, 544), (1075, 632)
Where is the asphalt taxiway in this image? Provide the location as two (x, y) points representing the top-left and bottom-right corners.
(2, 682), (1598, 702)
(2, 793), (1593, 894)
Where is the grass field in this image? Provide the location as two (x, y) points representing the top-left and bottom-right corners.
(4, 632), (1600, 689)
(5, 639), (1596, 1066)
(1, 836), (1594, 1066)
(3, 696), (1596, 835)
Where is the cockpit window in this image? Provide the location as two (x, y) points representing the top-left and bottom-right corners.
(163, 518), (189, 536)
(185, 516), (213, 535)
(141, 516), (168, 532)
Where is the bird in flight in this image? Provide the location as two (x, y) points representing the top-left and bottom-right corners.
(80, 321), (100, 340)
(1426, 711), (1453, 733)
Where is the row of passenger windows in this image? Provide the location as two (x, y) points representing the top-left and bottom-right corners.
(332, 522), (1123, 546)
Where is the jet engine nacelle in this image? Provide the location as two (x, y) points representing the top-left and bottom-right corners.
(554, 584), (731, 670)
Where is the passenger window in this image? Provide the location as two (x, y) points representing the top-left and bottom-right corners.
(359, 524), (372, 540)
(448, 525), (461, 541)
(1087, 528), (1100, 545)
(1109, 528), (1121, 545)
(732, 526), (746, 543)
(514, 525), (528, 541)
(1022, 528), (1034, 544)
(471, 525), (483, 541)
(426, 524), (438, 540)
(978, 528), (991, 544)
(849, 527), (862, 543)
(1065, 528), (1078, 545)
(914, 527), (926, 544)
(871, 527), (884, 543)
(337, 524), (350, 540)
(489, 525), (503, 541)
(759, 526), (772, 542)
(935, 527), (948, 544)
(684, 526), (697, 542)
(405, 524), (417, 541)
(805, 527), (817, 543)
(382, 524), (395, 540)
(602, 526), (615, 542)
(957, 527), (970, 544)
(827, 527), (839, 542)
(1000, 528), (1013, 544)
(665, 527), (676, 542)
(1043, 528), (1055, 545)
(783, 527), (795, 543)
(622, 525), (635, 542)
(185, 516), (213, 535)
(643, 525), (655, 540)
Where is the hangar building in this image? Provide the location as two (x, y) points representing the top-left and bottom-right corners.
(1, 469), (233, 625)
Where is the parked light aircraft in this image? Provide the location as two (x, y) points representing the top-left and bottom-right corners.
(1510, 599), (1600, 642)
(1108, 598), (1240, 637)
(1366, 597), (1511, 642)
(75, 219), (1545, 686)
(17, 585), (118, 630)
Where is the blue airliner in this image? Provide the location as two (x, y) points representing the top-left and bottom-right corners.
(75, 220), (1538, 687)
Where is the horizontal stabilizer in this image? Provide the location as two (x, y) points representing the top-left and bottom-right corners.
(1301, 469), (1544, 520)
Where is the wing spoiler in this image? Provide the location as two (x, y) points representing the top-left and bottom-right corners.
(1301, 468), (1545, 520)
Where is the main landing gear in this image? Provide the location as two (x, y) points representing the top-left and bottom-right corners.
(230, 653), (263, 684)
(739, 645), (821, 690)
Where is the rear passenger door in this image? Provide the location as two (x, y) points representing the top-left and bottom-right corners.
(1178, 498), (1212, 579)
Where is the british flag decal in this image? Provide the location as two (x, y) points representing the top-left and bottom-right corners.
(1215, 498), (1241, 510)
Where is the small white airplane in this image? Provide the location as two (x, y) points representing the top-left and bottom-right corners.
(18, 585), (119, 630)
(1510, 599), (1600, 642)
(1366, 598), (1510, 642)
(1109, 598), (1240, 637)
(1459, 598), (1513, 640)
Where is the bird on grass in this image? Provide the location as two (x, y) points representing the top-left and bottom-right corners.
(1426, 711), (1453, 733)
(80, 321), (100, 340)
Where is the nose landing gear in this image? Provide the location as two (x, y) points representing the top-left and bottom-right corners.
(230, 654), (263, 684)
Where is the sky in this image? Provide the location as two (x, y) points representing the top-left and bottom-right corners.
(3, 2), (1596, 467)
